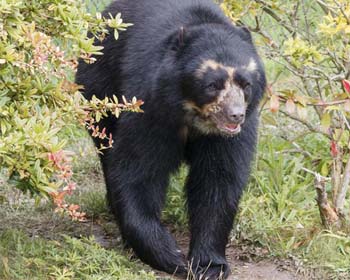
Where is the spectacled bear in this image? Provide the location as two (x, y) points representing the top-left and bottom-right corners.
(76, 0), (266, 279)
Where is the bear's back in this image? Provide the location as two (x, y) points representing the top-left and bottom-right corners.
(77, 0), (232, 102)
(105, 0), (230, 97)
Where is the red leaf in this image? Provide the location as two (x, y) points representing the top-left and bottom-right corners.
(330, 140), (338, 158)
(342, 79), (350, 94)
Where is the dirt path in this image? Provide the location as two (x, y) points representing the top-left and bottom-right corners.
(92, 225), (297, 280)
(227, 254), (296, 280)
(155, 249), (296, 280)
(155, 248), (297, 280)
(176, 232), (296, 280)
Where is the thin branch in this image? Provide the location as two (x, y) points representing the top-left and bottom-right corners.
(316, 0), (333, 14)
(279, 110), (330, 138)
(333, 0), (350, 25)
(291, 142), (313, 158)
(270, 57), (323, 80)
(342, 113), (350, 131)
(278, 94), (350, 107)
(335, 145), (350, 215)
(254, 0), (295, 34)
(302, 167), (330, 180)
(302, 168), (339, 228)
(314, 174), (340, 228)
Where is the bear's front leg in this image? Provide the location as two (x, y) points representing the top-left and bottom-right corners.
(100, 122), (187, 276)
(185, 128), (257, 280)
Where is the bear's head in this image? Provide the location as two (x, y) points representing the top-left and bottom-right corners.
(170, 25), (266, 137)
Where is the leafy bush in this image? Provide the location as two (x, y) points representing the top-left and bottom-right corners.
(222, 0), (350, 226)
(0, 0), (140, 217)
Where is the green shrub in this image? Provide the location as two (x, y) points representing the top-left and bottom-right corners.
(0, 0), (138, 212)
(223, 0), (350, 226)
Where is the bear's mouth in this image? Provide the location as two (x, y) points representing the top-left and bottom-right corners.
(217, 123), (241, 135)
(183, 101), (245, 136)
(209, 114), (243, 136)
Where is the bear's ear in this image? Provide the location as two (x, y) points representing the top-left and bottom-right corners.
(178, 26), (185, 47)
(237, 26), (253, 43)
(170, 26), (186, 52)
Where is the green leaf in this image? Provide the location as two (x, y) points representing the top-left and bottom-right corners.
(114, 29), (119, 41)
(321, 112), (331, 132)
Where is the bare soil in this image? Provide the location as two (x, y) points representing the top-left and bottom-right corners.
(227, 255), (297, 280)
(91, 223), (298, 280)
(154, 245), (297, 280)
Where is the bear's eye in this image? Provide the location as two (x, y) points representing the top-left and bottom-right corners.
(207, 83), (217, 90)
(206, 81), (224, 91)
(243, 83), (251, 90)
(243, 83), (252, 101)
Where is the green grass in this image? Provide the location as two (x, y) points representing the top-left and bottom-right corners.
(236, 135), (317, 249)
(2, 122), (350, 279)
(234, 130), (350, 278)
(0, 229), (155, 280)
(162, 165), (188, 228)
(0, 134), (156, 280)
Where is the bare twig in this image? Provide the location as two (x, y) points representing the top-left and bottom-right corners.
(279, 110), (330, 138)
(301, 168), (339, 227)
(292, 142), (313, 158)
(302, 167), (330, 180)
(254, 0), (294, 33)
(316, 0), (333, 14)
(335, 151), (350, 216)
(279, 108), (326, 137)
(277, 94), (350, 107)
(332, 155), (343, 206)
(314, 173), (340, 228)
(333, 0), (350, 25)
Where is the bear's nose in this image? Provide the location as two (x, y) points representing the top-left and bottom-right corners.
(230, 113), (245, 123)
(225, 105), (246, 124)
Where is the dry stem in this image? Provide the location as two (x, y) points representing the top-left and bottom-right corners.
(314, 174), (340, 228)
(335, 154), (350, 216)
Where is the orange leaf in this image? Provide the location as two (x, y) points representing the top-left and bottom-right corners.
(68, 204), (80, 212)
(270, 94), (280, 113)
(285, 99), (296, 114)
(50, 191), (67, 201)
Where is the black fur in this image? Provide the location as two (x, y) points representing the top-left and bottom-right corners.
(76, 0), (266, 279)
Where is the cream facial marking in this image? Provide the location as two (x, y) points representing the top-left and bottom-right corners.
(196, 59), (235, 80)
(244, 58), (257, 73)
(183, 59), (250, 136)
(183, 83), (247, 136)
(206, 83), (246, 116)
(183, 100), (219, 135)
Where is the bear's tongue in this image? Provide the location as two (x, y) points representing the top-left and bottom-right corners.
(225, 123), (238, 130)
(218, 123), (241, 134)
